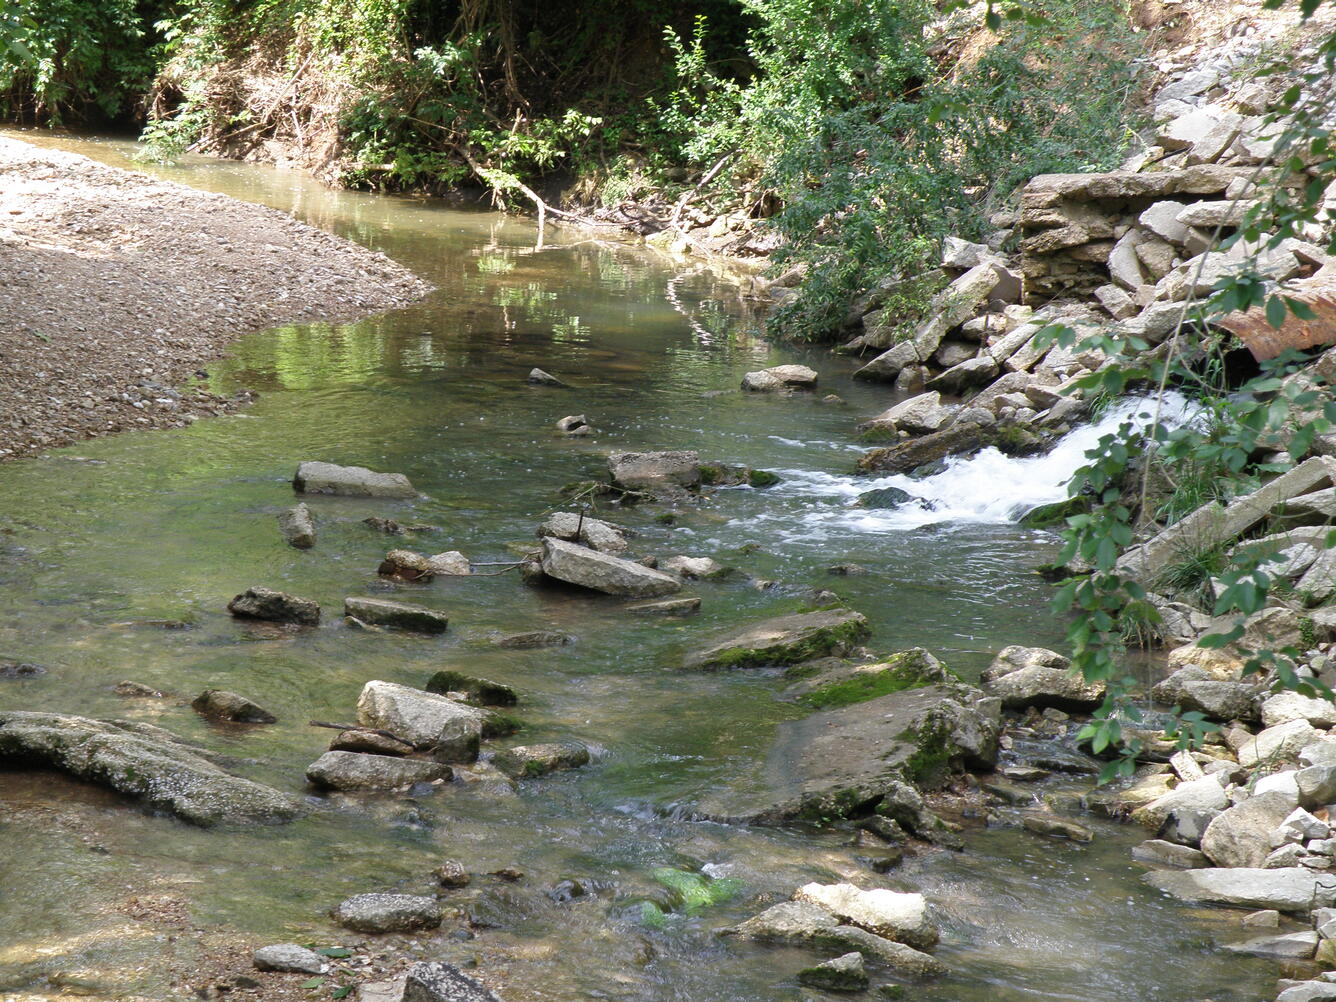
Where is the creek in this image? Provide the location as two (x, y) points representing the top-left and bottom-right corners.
(0, 133), (1277, 1001)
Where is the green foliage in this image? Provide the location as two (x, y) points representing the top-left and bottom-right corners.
(649, 867), (743, 913)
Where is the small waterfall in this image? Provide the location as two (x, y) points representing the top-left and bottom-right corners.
(750, 393), (1196, 537)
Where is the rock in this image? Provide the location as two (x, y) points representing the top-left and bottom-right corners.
(332, 893), (442, 933)
(1132, 777), (1227, 828)
(793, 883), (937, 949)
(278, 504), (316, 548)
(1239, 719), (1321, 769)
(685, 609), (870, 670)
(934, 339), (978, 368)
(741, 364), (819, 392)
(857, 420), (996, 474)
(980, 646), (1104, 711)
(555, 414), (588, 432)
(424, 671), (517, 708)
(1299, 764), (1336, 809)
(496, 631), (570, 649)
(1242, 909), (1280, 928)
(356, 680), (489, 753)
(1146, 867), (1336, 912)
(306, 751), (450, 791)
(926, 355), (999, 393)
(1277, 807), (1330, 842)
(227, 586), (320, 626)
(426, 551), (471, 575)
(1262, 692), (1336, 728)
(941, 236), (991, 269)
(293, 461), (416, 498)
(191, 689), (276, 724)
(379, 549), (435, 581)
(253, 944), (324, 974)
(434, 860), (471, 888)
(540, 537), (681, 597)
(537, 512), (629, 555)
(114, 680), (164, 698)
(1224, 931), (1317, 959)
(1139, 200), (1192, 245)
(1093, 283), (1137, 320)
(0, 711), (305, 827)
(1151, 668), (1258, 721)
(1022, 814), (1095, 842)
(1278, 982), (1336, 1002)
(608, 450), (700, 494)
(403, 962), (504, 1002)
(797, 952), (867, 993)
(1202, 793), (1299, 868)
(1131, 839), (1210, 868)
(330, 728), (411, 756)
(1256, 770), (1301, 800)
(870, 391), (954, 434)
(344, 598), (449, 634)
(625, 597), (701, 616)
(661, 556), (729, 580)
(527, 368), (566, 387)
(492, 742), (590, 779)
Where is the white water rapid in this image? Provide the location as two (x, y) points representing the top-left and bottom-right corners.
(745, 393), (1197, 538)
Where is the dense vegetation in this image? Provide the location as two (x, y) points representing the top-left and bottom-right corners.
(0, 0), (1142, 341)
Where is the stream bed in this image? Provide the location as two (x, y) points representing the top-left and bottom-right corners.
(0, 133), (1281, 1001)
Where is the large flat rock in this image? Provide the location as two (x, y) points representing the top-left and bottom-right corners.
(539, 537), (681, 597)
(293, 461), (416, 498)
(0, 711), (306, 827)
(1145, 867), (1336, 912)
(685, 609), (870, 670)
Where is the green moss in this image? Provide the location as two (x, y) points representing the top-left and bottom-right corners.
(1018, 495), (1090, 529)
(799, 651), (953, 710)
(650, 868), (743, 913)
(903, 722), (953, 787)
(747, 469), (781, 488)
(993, 425), (1039, 455)
(858, 424), (899, 443)
(698, 463), (725, 485)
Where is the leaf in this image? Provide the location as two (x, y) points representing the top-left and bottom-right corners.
(1265, 294), (1287, 329)
(332, 988), (353, 1000)
(317, 948), (353, 958)
(300, 977), (326, 990)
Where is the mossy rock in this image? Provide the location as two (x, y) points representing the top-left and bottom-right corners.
(1018, 495), (1090, 529)
(685, 609), (871, 670)
(855, 486), (912, 509)
(425, 670), (518, 707)
(795, 649), (956, 710)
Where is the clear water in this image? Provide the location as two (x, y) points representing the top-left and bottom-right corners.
(0, 132), (1278, 1002)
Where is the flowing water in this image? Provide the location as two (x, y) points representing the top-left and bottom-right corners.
(0, 132), (1282, 1001)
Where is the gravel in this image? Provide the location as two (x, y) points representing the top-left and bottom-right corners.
(0, 137), (431, 461)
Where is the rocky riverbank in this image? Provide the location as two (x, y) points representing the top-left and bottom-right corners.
(0, 136), (431, 461)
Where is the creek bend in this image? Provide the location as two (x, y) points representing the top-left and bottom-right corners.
(0, 134), (1277, 1001)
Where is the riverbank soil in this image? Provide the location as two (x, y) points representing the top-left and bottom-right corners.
(0, 137), (430, 461)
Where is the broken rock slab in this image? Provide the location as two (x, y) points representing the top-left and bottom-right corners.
(540, 537), (681, 597)
(741, 364), (819, 392)
(344, 597), (449, 635)
(293, 461), (416, 498)
(685, 609), (870, 670)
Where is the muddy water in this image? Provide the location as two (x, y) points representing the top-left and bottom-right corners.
(0, 132), (1277, 1001)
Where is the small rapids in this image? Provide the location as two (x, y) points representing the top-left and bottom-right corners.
(750, 393), (1197, 537)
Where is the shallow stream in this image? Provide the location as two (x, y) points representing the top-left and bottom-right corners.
(0, 133), (1281, 1001)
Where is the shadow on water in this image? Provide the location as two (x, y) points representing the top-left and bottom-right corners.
(0, 130), (1277, 1001)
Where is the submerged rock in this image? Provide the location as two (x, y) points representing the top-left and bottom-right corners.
(627, 597), (701, 616)
(684, 609), (870, 670)
(492, 741), (590, 779)
(0, 659), (46, 680)
(278, 503), (316, 548)
(344, 597), (449, 634)
(306, 750), (451, 791)
(293, 461), (416, 498)
(434, 860), (471, 888)
(332, 893), (442, 933)
(855, 487), (913, 509)
(227, 586), (320, 626)
(253, 944), (324, 974)
(540, 537), (682, 597)
(191, 689), (277, 724)
(527, 367), (566, 387)
(403, 961), (504, 1002)
(0, 711), (305, 827)
(556, 414), (589, 433)
(495, 630), (571, 649)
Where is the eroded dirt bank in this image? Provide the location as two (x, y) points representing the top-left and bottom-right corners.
(0, 136), (431, 461)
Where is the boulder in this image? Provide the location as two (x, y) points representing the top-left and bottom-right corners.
(538, 512), (629, 555)
(1278, 983), (1336, 1002)
(191, 689), (276, 724)
(941, 236), (991, 269)
(293, 461), (415, 498)
(1239, 719), (1321, 769)
(1151, 667), (1258, 720)
(227, 586), (320, 626)
(1145, 867), (1336, 912)
(661, 556), (729, 580)
(1138, 200), (1192, 245)
(980, 646), (1104, 711)
(1201, 792), (1299, 868)
(608, 450), (700, 493)
(492, 742), (590, 779)
(1131, 839), (1210, 868)
(555, 414), (588, 433)
(685, 609), (870, 670)
(345, 597), (449, 634)
(278, 504), (316, 548)
(356, 680), (488, 753)
(792, 882), (938, 950)
(495, 631), (571, 650)
(1131, 777), (1227, 829)
(253, 944), (324, 974)
(378, 549), (435, 581)
(425, 671), (518, 707)
(625, 597), (701, 616)
(1223, 931), (1317, 959)
(797, 952), (867, 992)
(305, 751), (451, 791)
(869, 391), (953, 434)
(527, 368), (566, 386)
(329, 728), (411, 756)
(540, 537), (682, 597)
(403, 962), (504, 1002)
(434, 860), (471, 888)
(1261, 692), (1336, 729)
(427, 551), (471, 575)
(741, 364), (818, 392)
(332, 893), (442, 933)
(1298, 764), (1336, 809)
(0, 711), (305, 827)
(855, 487), (913, 509)
(925, 356), (999, 394)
